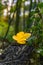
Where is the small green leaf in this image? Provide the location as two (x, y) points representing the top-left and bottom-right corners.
(38, 3), (43, 8)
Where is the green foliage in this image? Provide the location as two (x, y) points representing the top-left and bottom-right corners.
(10, 6), (16, 13)
(38, 3), (43, 8)
(0, 21), (8, 37)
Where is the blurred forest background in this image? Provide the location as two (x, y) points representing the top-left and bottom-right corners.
(0, 0), (43, 65)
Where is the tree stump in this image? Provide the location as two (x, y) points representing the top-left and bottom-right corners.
(0, 44), (34, 65)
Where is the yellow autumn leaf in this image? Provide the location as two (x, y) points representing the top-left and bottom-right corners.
(12, 31), (31, 44)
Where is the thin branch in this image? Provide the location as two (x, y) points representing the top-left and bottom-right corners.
(3, 0), (16, 39)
